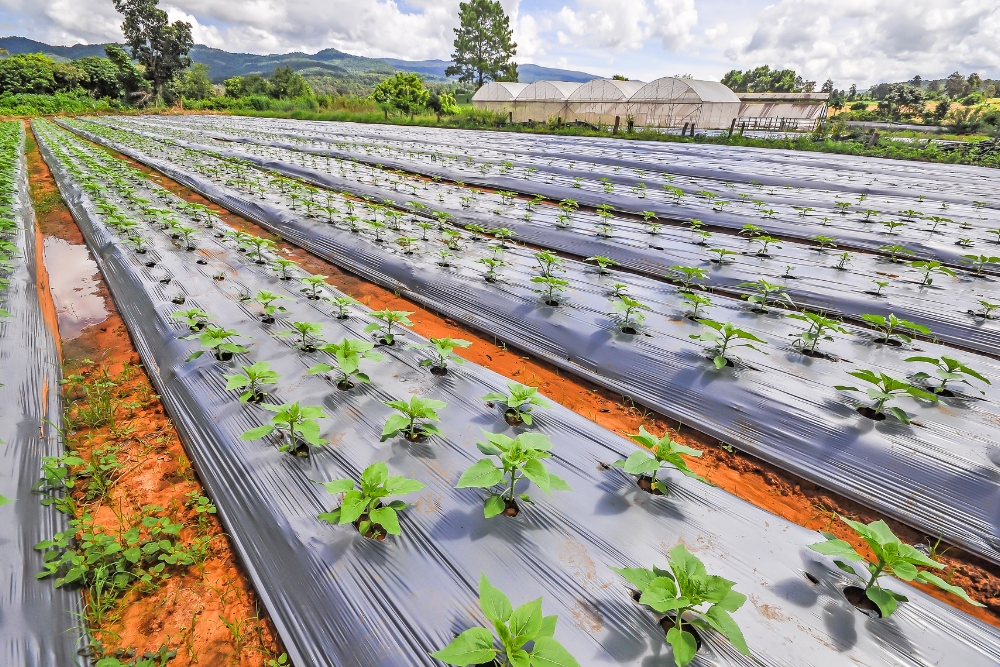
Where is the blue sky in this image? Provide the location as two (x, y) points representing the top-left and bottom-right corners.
(1, 0), (998, 88)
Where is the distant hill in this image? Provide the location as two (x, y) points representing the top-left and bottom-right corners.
(0, 36), (601, 94)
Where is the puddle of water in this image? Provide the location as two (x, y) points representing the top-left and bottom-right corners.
(42, 236), (109, 340)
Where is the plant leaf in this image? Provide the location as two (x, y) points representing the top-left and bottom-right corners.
(509, 598), (543, 647)
(665, 626), (698, 667)
(369, 506), (401, 535)
(866, 587), (898, 617)
(484, 494), (506, 518)
(429, 627), (497, 666)
(704, 606), (750, 655)
(241, 425), (274, 440)
(529, 636), (581, 667)
(610, 566), (657, 592)
(479, 574), (513, 624)
(917, 571), (986, 607)
(456, 459), (504, 489)
(322, 479), (355, 494)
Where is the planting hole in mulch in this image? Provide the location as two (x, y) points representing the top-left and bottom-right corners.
(877, 338), (903, 347)
(378, 337), (395, 346)
(171, 296), (185, 304)
(544, 299), (560, 307)
(215, 351), (235, 362)
(189, 321), (206, 331)
(660, 615), (703, 650)
(844, 586), (882, 618)
(430, 365), (448, 376)
(804, 572), (820, 585)
(636, 475), (665, 495)
(801, 349), (840, 362)
(502, 498), (520, 517)
(135, 248), (147, 255)
(621, 326), (638, 335)
(158, 277), (171, 284)
(857, 406), (886, 421)
(354, 512), (387, 541)
(254, 259), (267, 265)
(863, 290), (887, 297)
(306, 295), (320, 301)
(337, 379), (355, 391)
(403, 427), (430, 443)
(504, 408), (524, 427)
(262, 315), (275, 324)
(195, 258), (207, 265)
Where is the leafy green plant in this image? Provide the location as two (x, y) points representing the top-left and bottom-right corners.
(272, 257), (298, 280)
(224, 361), (280, 403)
(690, 319), (767, 369)
(410, 336), (472, 374)
(279, 321), (325, 352)
(909, 260), (955, 286)
(365, 309), (414, 344)
(681, 292), (711, 319)
(612, 544), (749, 667)
(859, 313), (930, 345)
(381, 395), (446, 442)
(809, 516), (983, 617)
(456, 431), (570, 518)
(326, 295), (358, 319)
(531, 275), (569, 306)
(668, 265), (708, 292)
(975, 299), (999, 319)
(737, 279), (793, 312)
(430, 574), (579, 667)
(835, 369), (937, 423)
(483, 381), (551, 427)
(254, 290), (286, 323)
(319, 462), (425, 539)
(614, 426), (706, 494)
(241, 402), (327, 454)
(961, 254), (1000, 276)
(478, 256), (506, 282)
(182, 326), (247, 361)
(788, 312), (849, 354)
(813, 235), (837, 250)
(834, 252), (852, 270)
(878, 245), (915, 263)
(533, 250), (563, 277)
(586, 255), (616, 274)
(707, 248), (736, 264)
(905, 355), (990, 395)
(300, 275), (328, 300)
(171, 307), (209, 331)
(612, 295), (650, 333)
(308, 338), (384, 389)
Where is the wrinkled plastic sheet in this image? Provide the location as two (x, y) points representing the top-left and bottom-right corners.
(125, 115), (1000, 270)
(0, 126), (84, 666)
(64, 118), (1000, 357)
(53, 120), (1000, 564)
(34, 117), (1000, 667)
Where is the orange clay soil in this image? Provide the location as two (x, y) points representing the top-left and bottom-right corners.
(26, 126), (285, 666)
(89, 136), (1000, 627)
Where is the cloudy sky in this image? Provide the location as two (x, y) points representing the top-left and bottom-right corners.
(1, 0), (998, 87)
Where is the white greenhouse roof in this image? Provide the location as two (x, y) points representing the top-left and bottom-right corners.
(471, 82), (529, 102)
(630, 78), (741, 104)
(515, 81), (583, 101)
(567, 79), (646, 102)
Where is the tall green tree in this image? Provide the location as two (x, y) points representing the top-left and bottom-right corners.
(371, 72), (429, 117)
(268, 66), (312, 99)
(445, 0), (518, 88)
(112, 0), (194, 102)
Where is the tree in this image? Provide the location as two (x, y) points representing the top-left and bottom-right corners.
(821, 78), (834, 93)
(0, 53), (84, 95)
(104, 44), (149, 102)
(612, 74), (629, 81)
(967, 72), (983, 92)
(74, 56), (125, 98)
(945, 71), (968, 98)
(721, 65), (799, 93)
(426, 90), (460, 120)
(169, 62), (213, 100)
(445, 0), (518, 88)
(909, 75), (922, 88)
(371, 72), (430, 117)
(269, 66), (312, 99)
(113, 0), (194, 102)
(848, 83), (857, 100)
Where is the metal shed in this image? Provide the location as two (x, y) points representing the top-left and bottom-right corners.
(738, 92), (830, 121)
(470, 82), (529, 115)
(566, 79), (646, 127)
(512, 81), (582, 123)
(628, 77), (741, 130)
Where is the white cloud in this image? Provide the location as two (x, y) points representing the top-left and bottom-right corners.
(552, 0), (696, 53)
(726, 0), (1000, 87)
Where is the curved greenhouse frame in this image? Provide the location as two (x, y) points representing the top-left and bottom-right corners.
(512, 81), (581, 123)
(470, 82), (528, 115)
(629, 77), (741, 129)
(566, 79), (646, 127)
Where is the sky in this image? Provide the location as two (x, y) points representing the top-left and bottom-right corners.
(0, 0), (998, 88)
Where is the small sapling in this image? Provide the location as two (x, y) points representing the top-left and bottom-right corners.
(788, 312), (848, 355)
(278, 321), (325, 352)
(381, 395), (446, 442)
(668, 265), (708, 292)
(254, 290), (286, 323)
(171, 307), (209, 331)
(835, 368), (937, 423)
(531, 275), (569, 306)
(909, 260), (955, 286)
(241, 402), (327, 455)
(182, 326), (247, 361)
(905, 355), (990, 395)
(586, 255), (616, 274)
(737, 279), (793, 312)
(482, 381), (551, 427)
(300, 275), (328, 300)
(612, 295), (650, 334)
(319, 462), (425, 539)
(614, 426), (706, 494)
(224, 361), (280, 403)
(410, 337), (471, 375)
(308, 338), (384, 389)
(690, 319), (767, 369)
(365, 309), (414, 345)
(859, 313), (930, 345)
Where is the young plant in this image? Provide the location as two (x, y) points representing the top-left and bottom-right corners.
(813, 235), (837, 250)
(586, 255), (616, 274)
(612, 295), (650, 333)
(171, 307), (209, 331)
(690, 319), (767, 369)
(272, 257), (297, 280)
(961, 254), (1000, 276)
(224, 361), (280, 403)
(381, 395), (446, 442)
(905, 355), (990, 395)
(241, 402), (327, 454)
(668, 265), (708, 292)
(859, 313), (930, 345)
(319, 462), (425, 539)
(750, 235), (781, 256)
(477, 256), (506, 282)
(531, 275), (569, 306)
(182, 326), (247, 361)
(300, 275), (328, 300)
(326, 295), (358, 319)
(243, 236), (276, 264)
(279, 321), (325, 351)
(430, 574), (579, 667)
(835, 368), (937, 423)
(707, 247), (736, 264)
(975, 299), (999, 319)
(483, 381), (551, 427)
(254, 290), (286, 323)
(682, 292), (711, 319)
(533, 250), (563, 276)
(737, 279), (793, 312)
(365, 309), (414, 345)
(834, 252), (852, 270)
(878, 244), (914, 263)
(809, 516), (983, 617)
(456, 431), (570, 518)
(910, 260), (955, 286)
(787, 312), (849, 354)
(614, 426), (706, 494)
(308, 338), (384, 389)
(612, 544), (750, 667)
(409, 336), (472, 375)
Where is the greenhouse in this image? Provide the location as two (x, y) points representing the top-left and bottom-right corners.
(737, 92), (830, 121)
(628, 77), (741, 129)
(566, 78), (646, 127)
(511, 81), (581, 123)
(470, 82), (528, 115)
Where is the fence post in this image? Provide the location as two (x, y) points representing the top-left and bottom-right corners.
(508, 111), (512, 124)
(729, 118), (736, 137)
(682, 122), (689, 136)
(613, 116), (620, 134)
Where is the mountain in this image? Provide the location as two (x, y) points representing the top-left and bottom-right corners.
(0, 36), (602, 93)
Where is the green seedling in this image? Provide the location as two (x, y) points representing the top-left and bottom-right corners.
(668, 265), (708, 292)
(834, 252), (852, 270)
(835, 201), (851, 214)
(279, 321), (325, 351)
(739, 223), (763, 239)
(586, 255), (616, 274)
(976, 299), (999, 319)
(707, 248), (736, 263)
(533, 250), (563, 276)
(254, 290), (286, 322)
(957, 237), (975, 248)
(224, 361), (280, 403)
(365, 309), (414, 345)
(682, 292), (711, 319)
(788, 312), (849, 354)
(272, 257), (298, 280)
(835, 368), (937, 423)
(430, 574), (579, 667)
(381, 395), (446, 442)
(690, 319), (767, 369)
(859, 313), (930, 345)
(326, 295), (358, 319)
(612, 544), (749, 667)
(882, 220), (905, 234)
(319, 462), (425, 539)
(411, 336), (472, 373)
(438, 249), (456, 266)
(961, 254), (1000, 276)
(924, 216), (950, 232)
(614, 425), (706, 494)
(905, 355), (990, 395)
(493, 227), (515, 247)
(738, 279), (793, 312)
(870, 280), (890, 297)
(750, 235), (781, 255)
(300, 275), (328, 299)
(182, 326), (247, 361)
(878, 244), (914, 263)
(171, 307), (209, 331)
(809, 516), (983, 617)
(478, 256), (506, 282)
(610, 282), (629, 298)
(456, 431), (571, 518)
(612, 295), (650, 332)
(988, 228), (1000, 243)
(813, 235), (837, 250)
(910, 260), (955, 286)
(859, 209), (879, 222)
(531, 275), (569, 305)
(309, 338), (384, 389)
(241, 402), (327, 453)
(482, 381), (551, 427)
(243, 236), (276, 263)
(898, 209), (922, 222)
